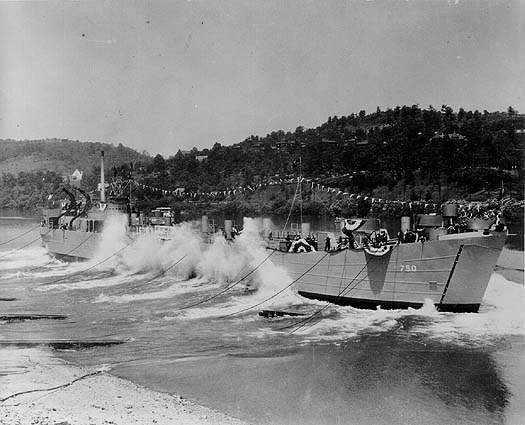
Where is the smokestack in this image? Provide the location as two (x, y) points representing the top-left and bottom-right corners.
(100, 150), (106, 202)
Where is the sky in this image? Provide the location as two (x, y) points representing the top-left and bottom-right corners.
(1, 0), (524, 157)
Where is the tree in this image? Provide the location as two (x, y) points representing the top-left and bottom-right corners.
(152, 154), (166, 171)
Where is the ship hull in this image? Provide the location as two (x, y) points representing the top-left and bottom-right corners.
(271, 233), (506, 312)
(40, 227), (103, 261)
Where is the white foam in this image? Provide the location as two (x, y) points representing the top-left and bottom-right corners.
(35, 272), (134, 292)
(93, 277), (212, 304)
(423, 273), (524, 343)
(288, 273), (524, 345)
(167, 218), (303, 320)
(18, 260), (99, 287)
(0, 247), (53, 273)
(85, 217), (298, 315)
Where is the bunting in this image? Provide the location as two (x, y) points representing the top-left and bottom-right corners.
(130, 176), (454, 212)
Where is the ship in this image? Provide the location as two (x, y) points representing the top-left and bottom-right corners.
(265, 208), (507, 313)
(40, 153), (507, 312)
(40, 151), (177, 261)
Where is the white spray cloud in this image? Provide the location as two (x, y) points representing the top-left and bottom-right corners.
(286, 273), (524, 346)
(0, 247), (54, 273)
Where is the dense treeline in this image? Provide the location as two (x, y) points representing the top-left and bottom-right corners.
(1, 106), (523, 220)
(137, 105), (523, 202)
(0, 139), (148, 209)
(0, 138), (148, 174)
(0, 171), (64, 209)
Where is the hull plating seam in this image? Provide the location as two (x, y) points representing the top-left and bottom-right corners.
(286, 270), (450, 281)
(276, 253), (459, 267)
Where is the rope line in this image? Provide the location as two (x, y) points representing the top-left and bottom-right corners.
(279, 253), (458, 267)
(178, 250), (276, 311)
(282, 246), (400, 334)
(0, 223), (42, 246)
(0, 231), (50, 260)
(281, 178), (301, 234)
(109, 255), (189, 296)
(283, 257), (374, 334)
(468, 243), (504, 251)
(42, 240), (131, 286)
(23, 231), (102, 273)
(127, 255), (187, 291)
(219, 251), (330, 319)
(0, 370), (105, 404)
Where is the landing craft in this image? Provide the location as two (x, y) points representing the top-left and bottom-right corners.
(265, 207), (507, 313)
(40, 151), (176, 260)
(40, 153), (508, 313)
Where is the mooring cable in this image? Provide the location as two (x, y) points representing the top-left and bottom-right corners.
(0, 223), (43, 246)
(281, 179), (301, 234)
(0, 233), (47, 260)
(177, 249), (276, 311)
(281, 259), (372, 333)
(0, 370), (106, 404)
(0, 226), (99, 261)
(17, 231), (98, 274)
(219, 251), (330, 319)
(41, 240), (132, 286)
(122, 255), (188, 292)
(283, 245), (399, 334)
(107, 254), (189, 297)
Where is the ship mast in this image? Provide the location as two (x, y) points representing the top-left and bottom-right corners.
(100, 150), (106, 202)
(299, 155), (303, 227)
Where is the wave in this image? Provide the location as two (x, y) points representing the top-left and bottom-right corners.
(277, 273), (524, 347)
(24, 216), (522, 349)
(0, 247), (56, 276)
(35, 272), (135, 292)
(93, 277), (212, 304)
(80, 218), (296, 308)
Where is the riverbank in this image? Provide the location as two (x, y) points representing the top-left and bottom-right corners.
(0, 347), (249, 425)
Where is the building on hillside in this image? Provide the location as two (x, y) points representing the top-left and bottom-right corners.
(276, 140), (295, 150)
(448, 132), (467, 141)
(61, 169), (83, 188)
(321, 138), (337, 144)
(175, 149), (192, 158)
(430, 131), (467, 142)
(196, 155), (208, 162)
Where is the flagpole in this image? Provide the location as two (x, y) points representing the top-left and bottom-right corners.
(300, 155), (303, 228)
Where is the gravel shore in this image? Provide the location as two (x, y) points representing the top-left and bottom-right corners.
(0, 347), (250, 425)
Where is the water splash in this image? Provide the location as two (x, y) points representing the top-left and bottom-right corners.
(286, 273), (524, 346)
(0, 247), (54, 274)
(91, 218), (297, 311)
(93, 277), (211, 304)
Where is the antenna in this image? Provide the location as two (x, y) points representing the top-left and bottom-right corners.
(299, 155), (303, 227)
(100, 151), (106, 202)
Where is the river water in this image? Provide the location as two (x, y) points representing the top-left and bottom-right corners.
(0, 212), (524, 425)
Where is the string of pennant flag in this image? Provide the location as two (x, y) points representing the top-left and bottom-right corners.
(130, 176), (442, 210)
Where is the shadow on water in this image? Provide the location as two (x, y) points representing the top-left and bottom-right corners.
(114, 327), (511, 425)
(342, 330), (510, 416)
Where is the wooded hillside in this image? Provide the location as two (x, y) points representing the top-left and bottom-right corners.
(1, 106), (523, 219)
(0, 139), (147, 209)
(138, 105), (524, 202)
